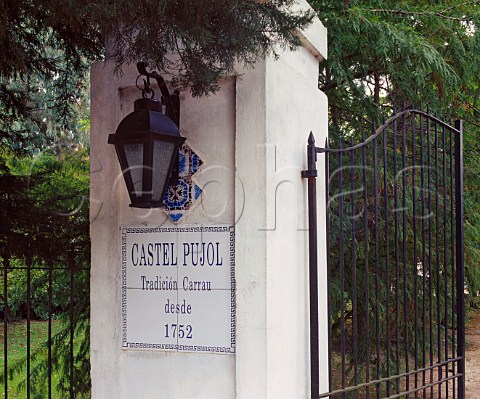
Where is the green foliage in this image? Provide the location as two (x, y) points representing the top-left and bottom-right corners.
(312, 0), (480, 115)
(0, 0), (97, 153)
(7, 264), (60, 320)
(0, 147), (90, 396)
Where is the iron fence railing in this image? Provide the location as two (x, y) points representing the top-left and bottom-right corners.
(1, 249), (90, 398)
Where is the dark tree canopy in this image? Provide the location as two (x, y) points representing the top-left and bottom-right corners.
(0, 0), (312, 153)
(0, 0), (100, 152)
(103, 0), (313, 96)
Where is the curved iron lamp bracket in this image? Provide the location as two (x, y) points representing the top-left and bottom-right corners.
(136, 62), (180, 128)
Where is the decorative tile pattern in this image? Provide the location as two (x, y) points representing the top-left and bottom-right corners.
(162, 143), (203, 222)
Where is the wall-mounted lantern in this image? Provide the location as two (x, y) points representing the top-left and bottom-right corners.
(108, 63), (185, 208)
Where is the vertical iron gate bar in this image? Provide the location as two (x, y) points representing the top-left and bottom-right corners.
(338, 140), (346, 398)
(445, 126), (455, 399)
(3, 256), (8, 399)
(442, 121), (448, 398)
(452, 119), (457, 399)
(26, 254), (31, 399)
(361, 128), (371, 399)
(444, 121), (450, 399)
(48, 258), (53, 399)
(427, 113), (434, 399)
(69, 248), (75, 399)
(450, 123), (454, 396)
(373, 130), (380, 399)
(350, 137), (359, 397)
(383, 122), (391, 398)
(325, 138), (332, 396)
(412, 112), (419, 399)
(301, 132), (320, 399)
(436, 120), (442, 399)
(393, 111), (400, 396)
(451, 119), (456, 399)
(420, 110), (427, 398)
(454, 120), (465, 399)
(402, 109), (410, 399)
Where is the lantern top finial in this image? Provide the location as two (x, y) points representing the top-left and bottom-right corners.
(134, 98), (162, 112)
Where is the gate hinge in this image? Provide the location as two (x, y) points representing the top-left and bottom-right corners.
(301, 169), (318, 178)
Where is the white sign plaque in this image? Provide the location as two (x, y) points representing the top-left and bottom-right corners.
(121, 225), (235, 353)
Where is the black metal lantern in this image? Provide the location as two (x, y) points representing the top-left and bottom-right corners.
(108, 63), (185, 208)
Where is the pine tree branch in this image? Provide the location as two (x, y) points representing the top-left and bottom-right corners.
(440, 0), (480, 15)
(369, 8), (467, 22)
(463, 117), (480, 129)
(329, 104), (374, 125)
(320, 68), (376, 91)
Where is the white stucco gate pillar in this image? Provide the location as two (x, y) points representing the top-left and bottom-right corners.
(90, 2), (328, 398)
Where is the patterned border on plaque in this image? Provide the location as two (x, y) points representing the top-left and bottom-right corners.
(121, 228), (128, 347)
(121, 225), (236, 353)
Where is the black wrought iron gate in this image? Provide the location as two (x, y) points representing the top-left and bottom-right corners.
(303, 107), (465, 399)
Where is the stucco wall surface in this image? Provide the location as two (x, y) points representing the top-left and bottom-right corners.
(90, 67), (236, 399)
(90, 1), (328, 397)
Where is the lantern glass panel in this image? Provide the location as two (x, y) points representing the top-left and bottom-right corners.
(152, 140), (176, 202)
(124, 143), (144, 198)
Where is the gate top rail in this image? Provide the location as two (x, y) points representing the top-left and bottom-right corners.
(316, 109), (461, 154)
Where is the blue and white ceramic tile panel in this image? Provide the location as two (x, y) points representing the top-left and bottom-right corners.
(162, 142), (204, 223)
